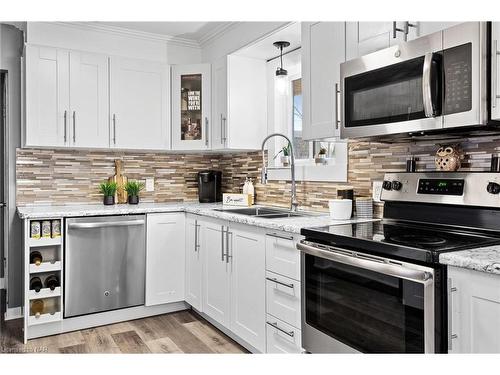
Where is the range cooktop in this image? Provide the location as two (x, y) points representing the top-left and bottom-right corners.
(301, 220), (500, 264)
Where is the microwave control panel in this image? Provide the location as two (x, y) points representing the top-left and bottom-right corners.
(443, 42), (472, 115)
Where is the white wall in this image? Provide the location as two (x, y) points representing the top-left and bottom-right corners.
(26, 22), (202, 64)
(201, 22), (290, 62)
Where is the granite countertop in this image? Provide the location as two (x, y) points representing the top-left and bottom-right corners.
(17, 202), (377, 234)
(439, 246), (500, 275)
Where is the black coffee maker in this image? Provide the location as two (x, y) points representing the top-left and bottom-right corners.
(198, 170), (222, 203)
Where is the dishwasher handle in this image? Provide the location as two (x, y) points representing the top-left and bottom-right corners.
(68, 219), (145, 230)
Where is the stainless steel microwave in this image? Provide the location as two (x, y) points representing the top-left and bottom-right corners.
(340, 22), (491, 139)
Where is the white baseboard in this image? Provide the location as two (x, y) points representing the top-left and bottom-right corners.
(5, 306), (23, 320)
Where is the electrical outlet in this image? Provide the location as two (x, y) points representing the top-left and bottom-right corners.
(372, 180), (383, 202)
(145, 178), (155, 192)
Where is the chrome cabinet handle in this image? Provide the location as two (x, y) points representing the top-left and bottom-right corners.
(222, 116), (227, 144)
(266, 321), (294, 337)
(493, 40), (500, 109)
(72, 111), (76, 143)
(226, 230), (232, 263)
(220, 114), (224, 144)
(267, 232), (293, 241)
(221, 225), (225, 261)
(112, 114), (117, 145)
(63, 110), (67, 143)
(393, 21), (414, 42)
(422, 53), (434, 118)
(447, 278), (458, 350)
(194, 220), (200, 252)
(266, 277), (294, 289)
(335, 83), (341, 130)
(68, 220), (144, 229)
(205, 117), (209, 147)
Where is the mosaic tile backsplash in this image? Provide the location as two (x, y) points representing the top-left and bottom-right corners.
(16, 134), (500, 213)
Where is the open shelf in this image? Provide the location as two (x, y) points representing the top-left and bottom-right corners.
(29, 261), (62, 274)
(27, 236), (62, 247)
(28, 287), (61, 300)
(28, 311), (62, 326)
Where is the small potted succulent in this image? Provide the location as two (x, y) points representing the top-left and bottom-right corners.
(315, 147), (328, 165)
(273, 144), (291, 167)
(99, 181), (118, 205)
(124, 181), (145, 205)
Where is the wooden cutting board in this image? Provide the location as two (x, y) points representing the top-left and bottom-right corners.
(109, 159), (128, 204)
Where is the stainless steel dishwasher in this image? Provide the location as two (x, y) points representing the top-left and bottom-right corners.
(64, 215), (146, 318)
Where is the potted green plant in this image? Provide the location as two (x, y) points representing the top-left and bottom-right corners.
(99, 181), (118, 205)
(315, 147), (328, 165)
(273, 144), (291, 167)
(124, 181), (145, 205)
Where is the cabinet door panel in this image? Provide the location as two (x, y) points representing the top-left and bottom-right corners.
(110, 57), (169, 150)
(146, 213), (185, 306)
(202, 219), (230, 327)
(25, 45), (69, 147)
(211, 57), (227, 150)
(171, 64), (211, 150)
(185, 215), (202, 311)
(230, 225), (266, 352)
(69, 52), (109, 148)
(302, 22), (345, 140)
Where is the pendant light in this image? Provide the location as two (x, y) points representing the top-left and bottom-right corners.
(273, 41), (290, 95)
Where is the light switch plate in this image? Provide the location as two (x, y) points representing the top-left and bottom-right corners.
(145, 178), (154, 192)
(372, 180), (383, 202)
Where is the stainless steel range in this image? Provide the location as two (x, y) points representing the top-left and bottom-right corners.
(298, 172), (500, 353)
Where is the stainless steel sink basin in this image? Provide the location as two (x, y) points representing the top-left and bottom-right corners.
(213, 207), (317, 218)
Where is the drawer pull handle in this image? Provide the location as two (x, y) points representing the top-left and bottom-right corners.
(267, 233), (294, 241)
(267, 321), (295, 337)
(266, 277), (294, 289)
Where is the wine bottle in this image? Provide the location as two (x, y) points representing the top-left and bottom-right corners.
(30, 251), (43, 266)
(31, 299), (44, 317)
(44, 274), (60, 291)
(29, 276), (43, 292)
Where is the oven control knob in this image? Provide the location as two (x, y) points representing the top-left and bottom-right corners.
(487, 182), (500, 194)
(382, 181), (393, 191)
(391, 181), (403, 191)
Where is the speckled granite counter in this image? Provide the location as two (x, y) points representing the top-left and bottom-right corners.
(17, 202), (377, 234)
(440, 246), (500, 275)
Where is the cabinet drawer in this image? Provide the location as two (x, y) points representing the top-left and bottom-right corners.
(265, 232), (301, 281)
(266, 271), (301, 329)
(266, 314), (302, 353)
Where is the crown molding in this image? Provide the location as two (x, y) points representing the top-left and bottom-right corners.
(53, 22), (202, 49)
(198, 22), (238, 47)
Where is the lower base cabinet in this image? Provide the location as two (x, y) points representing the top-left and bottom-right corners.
(185, 215), (203, 311)
(448, 266), (500, 353)
(266, 315), (302, 353)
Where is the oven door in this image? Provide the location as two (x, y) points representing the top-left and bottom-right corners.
(341, 30), (443, 138)
(298, 241), (435, 353)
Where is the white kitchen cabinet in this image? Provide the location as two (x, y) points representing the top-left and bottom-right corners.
(414, 22), (461, 40)
(202, 218), (231, 327)
(145, 213), (185, 306)
(185, 215), (203, 311)
(211, 55), (267, 150)
(302, 22), (345, 140)
(171, 63), (211, 150)
(229, 224), (266, 352)
(25, 45), (69, 147)
(448, 267), (500, 353)
(266, 315), (302, 354)
(69, 52), (109, 148)
(110, 56), (170, 150)
(492, 22), (500, 121)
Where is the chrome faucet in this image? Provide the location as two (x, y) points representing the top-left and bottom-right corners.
(260, 133), (299, 212)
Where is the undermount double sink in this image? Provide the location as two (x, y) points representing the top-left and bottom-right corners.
(214, 206), (317, 219)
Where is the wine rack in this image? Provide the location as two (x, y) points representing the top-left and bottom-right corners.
(24, 218), (64, 343)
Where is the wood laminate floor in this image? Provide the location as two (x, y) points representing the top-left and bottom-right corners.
(0, 310), (248, 354)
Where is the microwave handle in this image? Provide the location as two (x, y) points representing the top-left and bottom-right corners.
(422, 53), (435, 118)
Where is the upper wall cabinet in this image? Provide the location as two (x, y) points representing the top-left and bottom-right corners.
(302, 22), (345, 140)
(171, 64), (211, 150)
(211, 55), (267, 150)
(26, 45), (109, 148)
(491, 22), (500, 121)
(110, 57), (170, 150)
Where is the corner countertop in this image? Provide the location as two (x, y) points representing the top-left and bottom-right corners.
(17, 202), (377, 234)
(439, 246), (500, 276)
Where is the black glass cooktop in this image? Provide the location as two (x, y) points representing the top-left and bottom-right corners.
(301, 220), (500, 264)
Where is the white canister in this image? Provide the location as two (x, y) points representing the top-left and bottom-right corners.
(328, 199), (353, 220)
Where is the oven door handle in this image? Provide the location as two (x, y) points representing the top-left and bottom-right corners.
(297, 241), (433, 284)
(422, 52), (436, 118)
